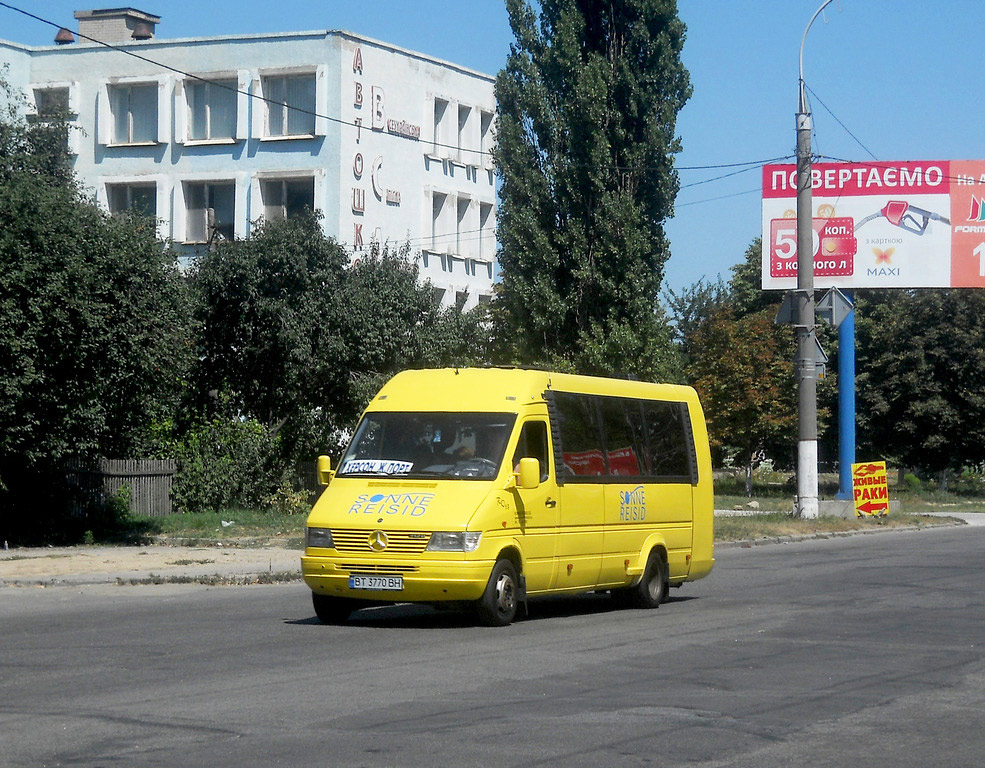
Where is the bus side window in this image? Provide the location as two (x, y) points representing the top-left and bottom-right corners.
(512, 421), (550, 481)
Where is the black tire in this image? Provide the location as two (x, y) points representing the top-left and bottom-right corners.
(475, 558), (520, 627)
(617, 550), (668, 609)
(312, 592), (354, 624)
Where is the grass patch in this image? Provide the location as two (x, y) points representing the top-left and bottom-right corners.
(166, 558), (215, 566)
(115, 570), (301, 587)
(127, 509), (306, 546)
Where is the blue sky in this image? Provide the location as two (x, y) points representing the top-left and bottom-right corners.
(2, 1), (982, 295)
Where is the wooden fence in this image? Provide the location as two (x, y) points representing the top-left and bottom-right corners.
(65, 459), (177, 518)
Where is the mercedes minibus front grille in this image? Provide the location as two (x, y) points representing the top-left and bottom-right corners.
(331, 528), (432, 554)
(338, 563), (419, 575)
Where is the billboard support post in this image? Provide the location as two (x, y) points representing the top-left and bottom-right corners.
(835, 291), (856, 501)
(793, 0), (832, 519)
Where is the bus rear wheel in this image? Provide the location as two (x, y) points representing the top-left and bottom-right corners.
(615, 551), (668, 609)
(476, 558), (519, 627)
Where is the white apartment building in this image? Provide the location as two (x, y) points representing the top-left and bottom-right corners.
(0, 8), (498, 308)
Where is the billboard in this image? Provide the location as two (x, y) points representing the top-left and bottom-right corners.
(762, 161), (985, 290)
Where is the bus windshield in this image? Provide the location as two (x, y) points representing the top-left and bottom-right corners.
(337, 412), (517, 480)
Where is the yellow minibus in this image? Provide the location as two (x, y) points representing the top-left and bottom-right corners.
(302, 368), (714, 626)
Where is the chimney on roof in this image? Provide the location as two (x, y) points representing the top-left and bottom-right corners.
(54, 27), (76, 45)
(73, 8), (161, 43)
(131, 20), (154, 40)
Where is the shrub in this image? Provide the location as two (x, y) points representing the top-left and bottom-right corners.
(903, 473), (922, 492)
(172, 414), (286, 514)
(265, 484), (311, 516)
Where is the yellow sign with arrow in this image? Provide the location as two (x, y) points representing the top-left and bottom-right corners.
(852, 461), (889, 517)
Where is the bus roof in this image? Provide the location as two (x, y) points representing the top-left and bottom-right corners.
(366, 368), (699, 413)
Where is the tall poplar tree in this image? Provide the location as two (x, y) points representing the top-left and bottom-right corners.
(494, 0), (691, 378)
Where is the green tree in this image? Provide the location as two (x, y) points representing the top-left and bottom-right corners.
(664, 275), (728, 357)
(338, 242), (491, 421)
(0, 66), (74, 186)
(687, 307), (797, 494)
(494, 0), (691, 379)
(190, 212), (351, 458)
(666, 240), (778, 350)
(727, 238), (784, 317)
(0, 74), (193, 539)
(192, 222), (490, 461)
(855, 289), (985, 486)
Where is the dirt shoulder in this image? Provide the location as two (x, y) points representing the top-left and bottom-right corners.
(0, 542), (301, 587)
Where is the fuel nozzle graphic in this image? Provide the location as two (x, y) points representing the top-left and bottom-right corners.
(854, 200), (950, 235)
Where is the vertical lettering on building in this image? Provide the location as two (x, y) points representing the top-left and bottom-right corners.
(353, 47), (363, 75)
(371, 156), (384, 201)
(352, 188), (365, 214)
(354, 223), (364, 249)
(371, 86), (385, 131)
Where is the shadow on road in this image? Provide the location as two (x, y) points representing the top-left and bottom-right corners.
(285, 591), (698, 629)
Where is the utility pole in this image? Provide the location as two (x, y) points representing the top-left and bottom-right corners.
(794, 0), (832, 519)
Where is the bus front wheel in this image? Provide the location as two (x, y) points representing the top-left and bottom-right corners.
(476, 558), (519, 626)
(312, 593), (354, 624)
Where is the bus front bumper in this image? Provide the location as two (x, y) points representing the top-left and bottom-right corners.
(301, 554), (492, 603)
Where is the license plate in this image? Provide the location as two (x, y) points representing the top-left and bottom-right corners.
(349, 574), (403, 591)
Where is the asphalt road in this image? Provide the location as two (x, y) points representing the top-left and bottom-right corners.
(2, 525), (983, 768)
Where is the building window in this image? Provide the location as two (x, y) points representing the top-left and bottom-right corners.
(34, 87), (70, 118)
(29, 86), (76, 153)
(432, 98), (449, 156)
(432, 191), (455, 253)
(184, 182), (235, 243)
(479, 202), (495, 262)
(480, 110), (495, 168)
(110, 83), (157, 144)
(188, 79), (236, 141)
(456, 196), (471, 257)
(457, 104), (472, 163)
(107, 183), (156, 218)
(264, 74), (316, 137)
(261, 178), (315, 220)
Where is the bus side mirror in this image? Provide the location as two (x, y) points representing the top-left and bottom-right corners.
(317, 455), (335, 486)
(516, 457), (540, 490)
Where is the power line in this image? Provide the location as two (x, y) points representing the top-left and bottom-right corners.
(805, 84), (878, 161)
(675, 187), (762, 208)
(679, 157), (793, 190)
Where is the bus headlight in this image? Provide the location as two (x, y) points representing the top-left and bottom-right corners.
(306, 527), (334, 549)
(426, 531), (482, 552)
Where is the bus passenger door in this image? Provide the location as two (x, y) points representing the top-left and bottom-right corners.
(511, 420), (558, 594)
(555, 483), (603, 590)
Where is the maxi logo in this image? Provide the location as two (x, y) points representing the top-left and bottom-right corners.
(348, 493), (434, 517)
(619, 486), (647, 521)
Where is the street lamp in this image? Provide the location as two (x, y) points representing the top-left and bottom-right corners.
(794, 0), (833, 519)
